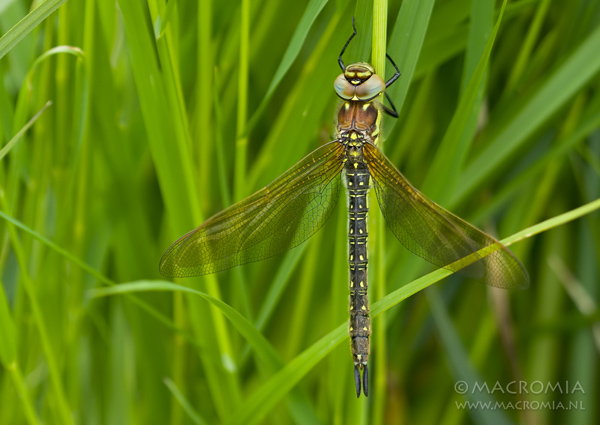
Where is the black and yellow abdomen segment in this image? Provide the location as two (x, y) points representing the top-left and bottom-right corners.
(345, 160), (371, 396)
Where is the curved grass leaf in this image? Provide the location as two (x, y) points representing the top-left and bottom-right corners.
(0, 0), (68, 60)
(90, 280), (282, 368)
(91, 279), (322, 425)
(90, 197), (600, 424)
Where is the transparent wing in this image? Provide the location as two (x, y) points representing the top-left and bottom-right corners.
(160, 143), (345, 277)
(363, 142), (529, 289)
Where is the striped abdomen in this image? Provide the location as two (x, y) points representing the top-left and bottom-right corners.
(346, 160), (371, 395)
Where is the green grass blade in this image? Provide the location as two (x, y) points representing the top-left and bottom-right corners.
(244, 0), (329, 134)
(164, 378), (208, 425)
(427, 287), (513, 425)
(0, 278), (17, 367)
(261, 0), (329, 99)
(0, 199), (73, 424)
(90, 280), (282, 373)
(2, 363), (41, 425)
(239, 245), (307, 362)
(453, 24), (600, 205)
(504, 0), (551, 94)
(372, 0), (388, 420)
(235, 0), (250, 200)
(386, 0), (436, 121)
(0, 100), (50, 161)
(0, 209), (198, 344)
(422, 0), (505, 203)
(0, 0), (68, 60)
(470, 109), (600, 225)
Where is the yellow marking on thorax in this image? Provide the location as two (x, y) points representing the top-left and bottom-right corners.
(362, 103), (370, 111)
(374, 108), (382, 146)
(345, 102), (350, 110)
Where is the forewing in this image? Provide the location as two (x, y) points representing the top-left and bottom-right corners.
(160, 142), (345, 277)
(363, 143), (528, 289)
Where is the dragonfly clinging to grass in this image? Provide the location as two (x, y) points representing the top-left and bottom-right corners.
(160, 19), (529, 398)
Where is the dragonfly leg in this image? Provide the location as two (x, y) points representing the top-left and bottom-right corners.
(339, 17), (357, 71)
(381, 92), (399, 118)
(385, 53), (401, 87)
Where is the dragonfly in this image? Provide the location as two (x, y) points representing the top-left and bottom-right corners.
(160, 19), (529, 398)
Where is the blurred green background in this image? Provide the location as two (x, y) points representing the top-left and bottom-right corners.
(0, 0), (599, 424)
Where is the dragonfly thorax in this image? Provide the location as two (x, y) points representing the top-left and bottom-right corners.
(336, 100), (380, 147)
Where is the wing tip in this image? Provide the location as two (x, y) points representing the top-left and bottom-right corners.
(158, 257), (176, 278)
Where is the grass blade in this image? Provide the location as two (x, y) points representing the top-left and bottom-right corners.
(244, 0), (329, 134)
(454, 24), (600, 205)
(0, 0), (68, 60)
(422, 0), (505, 202)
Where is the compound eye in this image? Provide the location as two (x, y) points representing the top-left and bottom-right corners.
(355, 74), (385, 100)
(334, 74), (356, 99)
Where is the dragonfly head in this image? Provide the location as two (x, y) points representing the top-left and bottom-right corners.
(334, 62), (385, 101)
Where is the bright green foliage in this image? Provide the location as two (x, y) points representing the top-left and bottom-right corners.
(0, 1), (599, 424)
